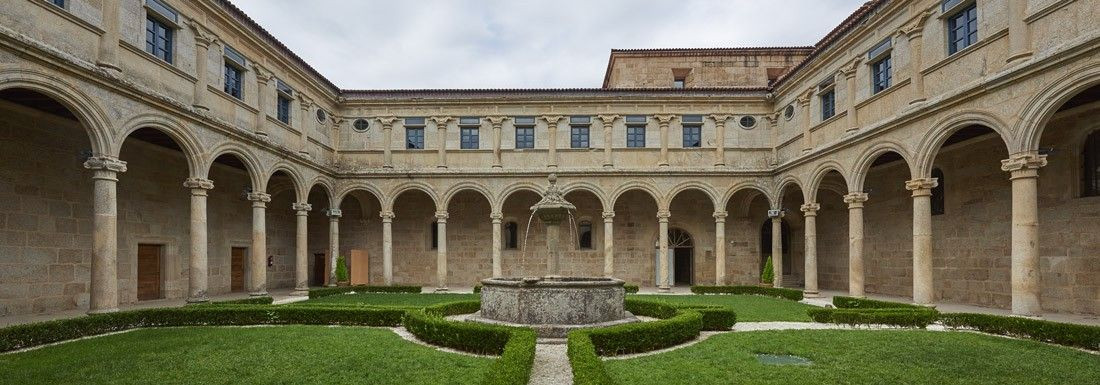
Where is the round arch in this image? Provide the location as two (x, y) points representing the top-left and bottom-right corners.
(204, 143), (265, 189)
(665, 181), (721, 210)
(1016, 62), (1100, 152)
(774, 175), (806, 208)
(441, 182), (495, 212)
(497, 182), (544, 212)
(386, 181), (441, 211)
(305, 177), (337, 207)
(914, 110), (1014, 177)
(806, 161), (850, 201)
(850, 141), (917, 192)
(113, 114), (204, 176)
(561, 181), (609, 210)
(334, 182), (385, 210)
(262, 163), (308, 202)
(0, 70), (113, 155)
(609, 182), (662, 210)
(720, 182), (774, 211)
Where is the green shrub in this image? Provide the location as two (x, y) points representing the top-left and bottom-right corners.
(624, 298), (679, 319)
(335, 255), (349, 282)
(939, 313), (1100, 351)
(0, 305), (407, 352)
(586, 310), (702, 356)
(189, 296), (274, 306)
(481, 329), (537, 385)
(761, 255), (774, 284)
(675, 305), (736, 331)
(473, 284), (482, 293)
(808, 308), (939, 328)
(623, 284), (639, 294)
(307, 285), (421, 299)
(568, 331), (617, 385)
(403, 309), (535, 385)
(422, 300), (481, 317)
(690, 285), (804, 301)
(832, 296), (923, 309)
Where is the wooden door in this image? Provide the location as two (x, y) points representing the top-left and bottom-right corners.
(137, 244), (162, 301)
(312, 253), (326, 286)
(231, 247), (247, 292)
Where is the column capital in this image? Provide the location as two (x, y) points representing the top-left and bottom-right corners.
(490, 211), (503, 222)
(298, 94), (315, 110)
(839, 57), (863, 78)
(325, 208), (342, 218)
(653, 114), (676, 125)
(713, 211), (728, 221)
(905, 178), (938, 192)
(768, 209), (785, 219)
(435, 211), (449, 221)
(800, 203), (821, 215)
(486, 116), (507, 127)
(657, 210), (671, 221)
(540, 115), (564, 125)
(430, 116), (453, 128)
(187, 20), (218, 47)
(380, 211), (395, 222)
(709, 114), (731, 126)
(843, 192), (869, 206)
(899, 10), (933, 40)
(1001, 153), (1047, 176)
(602, 211), (615, 220)
(183, 177), (214, 191)
(246, 192), (271, 202)
(84, 156), (127, 173)
(292, 202), (312, 213)
(377, 116), (399, 128)
(252, 62), (274, 84)
(596, 114), (619, 125)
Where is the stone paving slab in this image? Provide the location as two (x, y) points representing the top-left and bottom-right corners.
(530, 343), (572, 385)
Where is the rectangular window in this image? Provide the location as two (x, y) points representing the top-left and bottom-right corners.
(224, 64), (243, 99)
(50, 0), (65, 8)
(673, 78), (685, 89)
(144, 16), (173, 64)
(146, 0), (178, 23)
(570, 126), (590, 148)
(276, 95), (291, 124)
(871, 56), (892, 94)
(626, 125), (646, 148)
(682, 125), (702, 148)
(820, 89), (836, 120)
(947, 4), (978, 55)
(460, 127), (479, 149)
(406, 128), (425, 149)
(515, 126), (534, 149)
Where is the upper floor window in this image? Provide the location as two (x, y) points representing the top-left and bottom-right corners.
(144, 1), (177, 64)
(931, 168), (946, 215)
(1083, 131), (1100, 197)
(947, 2), (978, 55)
(405, 117), (425, 149)
(50, 0), (65, 8)
(577, 221), (593, 249)
(223, 45), (247, 100)
(276, 79), (293, 125)
(505, 222), (519, 249)
(514, 116), (535, 149)
(570, 116), (590, 149)
(626, 115), (646, 148)
(682, 115), (703, 148)
(820, 88), (836, 120)
(673, 77), (686, 89)
(868, 38), (892, 94)
(459, 117), (480, 149)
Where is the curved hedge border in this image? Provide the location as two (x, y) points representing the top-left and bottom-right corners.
(0, 305), (406, 353)
(308, 285), (421, 299)
(832, 296), (924, 309)
(690, 285), (803, 301)
(940, 313), (1100, 351)
(403, 301), (535, 385)
(808, 308), (939, 328)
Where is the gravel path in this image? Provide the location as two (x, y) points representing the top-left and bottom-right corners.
(529, 343), (572, 385)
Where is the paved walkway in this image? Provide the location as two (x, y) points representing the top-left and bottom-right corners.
(530, 343), (572, 385)
(812, 289), (1100, 326)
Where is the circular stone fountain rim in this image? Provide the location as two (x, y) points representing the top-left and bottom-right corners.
(481, 276), (625, 288)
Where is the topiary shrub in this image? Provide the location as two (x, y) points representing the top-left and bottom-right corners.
(335, 255), (349, 283)
(939, 312), (1100, 351)
(832, 296), (924, 309)
(307, 285), (421, 299)
(761, 255), (774, 284)
(689, 285), (803, 301)
(808, 308), (939, 328)
(623, 284), (639, 294)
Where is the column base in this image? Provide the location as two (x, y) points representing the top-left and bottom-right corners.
(1009, 312), (1043, 320)
(803, 291), (820, 298)
(908, 98), (927, 105)
(186, 296), (210, 304)
(192, 104), (210, 112)
(657, 286), (671, 293)
(911, 301), (936, 308)
(1006, 51), (1033, 64)
(383, 165), (393, 169)
(95, 61), (122, 74)
(492, 164), (503, 169)
(249, 291), (269, 297)
(87, 307), (119, 315)
(291, 288), (310, 297)
(713, 163), (726, 167)
(437, 165), (448, 169)
(434, 287), (450, 293)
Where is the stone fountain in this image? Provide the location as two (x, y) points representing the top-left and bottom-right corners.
(468, 174), (637, 338)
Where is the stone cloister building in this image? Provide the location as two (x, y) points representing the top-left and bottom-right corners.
(1, 0), (1098, 319)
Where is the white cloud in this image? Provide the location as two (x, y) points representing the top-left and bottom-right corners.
(231, 0), (866, 89)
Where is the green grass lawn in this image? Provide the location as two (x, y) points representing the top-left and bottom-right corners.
(604, 329), (1100, 385)
(299, 292), (478, 307)
(0, 326), (491, 385)
(629, 294), (813, 322)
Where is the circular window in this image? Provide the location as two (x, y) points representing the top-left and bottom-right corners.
(316, 109), (327, 123)
(783, 105), (795, 120)
(352, 118), (370, 133)
(739, 116), (757, 129)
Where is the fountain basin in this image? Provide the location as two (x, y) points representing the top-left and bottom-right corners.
(468, 276), (638, 338)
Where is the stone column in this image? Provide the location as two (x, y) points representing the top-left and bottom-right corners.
(657, 210), (671, 291)
(602, 211), (615, 277)
(714, 211), (728, 285)
(84, 156), (126, 314)
(1007, 0), (1033, 63)
(799, 89), (813, 153)
(247, 192), (271, 296)
(1002, 153), (1047, 317)
(801, 203), (821, 297)
(326, 209), (342, 286)
(187, 21), (217, 111)
(431, 116), (452, 168)
(844, 192), (869, 297)
(96, 0), (121, 73)
(488, 116), (506, 168)
(184, 177), (214, 303)
(378, 117), (397, 169)
(710, 115), (730, 167)
(598, 115), (618, 168)
(541, 115), (563, 168)
(655, 115), (675, 167)
(490, 212), (503, 277)
(292, 202), (311, 295)
(906, 178), (937, 306)
(381, 211), (394, 285)
(252, 63), (274, 138)
(298, 95), (314, 156)
(902, 14), (929, 104)
(435, 211), (449, 291)
(769, 210), (784, 288)
(840, 58), (861, 133)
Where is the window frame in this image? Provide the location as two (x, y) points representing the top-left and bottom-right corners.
(577, 221), (593, 249)
(276, 94), (292, 124)
(222, 45), (247, 100)
(820, 88), (836, 121)
(460, 126), (480, 150)
(144, 14), (174, 64)
(514, 116), (536, 149)
(50, 0), (66, 9)
(682, 124), (702, 148)
(871, 55), (892, 94)
(505, 222), (519, 249)
(626, 125), (646, 148)
(946, 2), (978, 55)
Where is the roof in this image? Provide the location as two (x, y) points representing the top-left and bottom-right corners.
(771, 0), (891, 87)
(342, 87), (769, 101)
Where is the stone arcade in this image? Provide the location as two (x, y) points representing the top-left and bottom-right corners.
(1, 0), (1099, 323)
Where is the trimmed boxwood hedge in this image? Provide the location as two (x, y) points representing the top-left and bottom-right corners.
(624, 298), (678, 319)
(0, 305), (408, 353)
(832, 296), (924, 310)
(939, 312), (1100, 351)
(586, 310), (703, 356)
(808, 308), (939, 328)
(623, 284), (639, 294)
(690, 285), (804, 301)
(188, 296), (274, 306)
(676, 305), (737, 331)
(307, 285), (422, 299)
(403, 302), (535, 385)
(568, 330), (616, 385)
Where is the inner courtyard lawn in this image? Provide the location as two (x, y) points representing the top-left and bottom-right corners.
(628, 294), (813, 322)
(0, 326), (491, 385)
(300, 292), (478, 307)
(604, 329), (1100, 385)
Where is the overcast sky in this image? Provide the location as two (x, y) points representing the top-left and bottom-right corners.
(232, 0), (866, 89)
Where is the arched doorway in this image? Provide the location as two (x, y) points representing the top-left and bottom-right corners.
(655, 228), (694, 286)
(759, 220), (791, 277)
